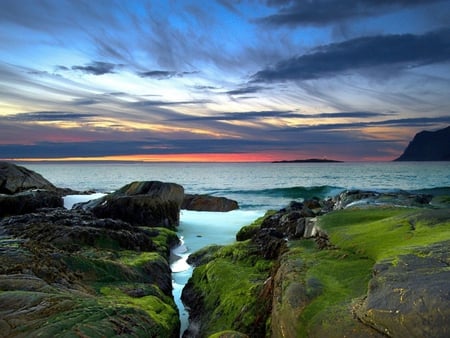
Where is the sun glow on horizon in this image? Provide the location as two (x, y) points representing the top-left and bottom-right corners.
(3, 152), (280, 163)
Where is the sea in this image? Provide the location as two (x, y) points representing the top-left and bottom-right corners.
(20, 161), (450, 335)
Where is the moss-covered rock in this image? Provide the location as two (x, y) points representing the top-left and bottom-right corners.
(0, 208), (181, 337)
(181, 241), (274, 338)
(184, 193), (450, 338)
(271, 206), (450, 337)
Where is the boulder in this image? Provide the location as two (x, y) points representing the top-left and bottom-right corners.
(333, 190), (433, 210)
(355, 241), (450, 338)
(0, 162), (56, 194)
(182, 194), (239, 211)
(0, 190), (63, 218)
(77, 181), (184, 229)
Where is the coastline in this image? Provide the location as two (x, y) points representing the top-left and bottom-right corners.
(1, 161), (449, 337)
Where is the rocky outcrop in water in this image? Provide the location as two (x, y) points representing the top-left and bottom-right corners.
(76, 181), (184, 229)
(182, 191), (450, 338)
(182, 194), (239, 212)
(395, 125), (450, 161)
(0, 161), (57, 194)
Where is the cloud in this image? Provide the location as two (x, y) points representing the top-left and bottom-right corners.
(71, 98), (100, 106)
(71, 61), (119, 75)
(173, 110), (293, 121)
(251, 28), (450, 82)
(138, 70), (199, 79)
(276, 116), (450, 132)
(225, 85), (266, 95)
(258, 0), (444, 26)
(6, 111), (96, 122)
(172, 110), (387, 122)
(131, 99), (211, 107)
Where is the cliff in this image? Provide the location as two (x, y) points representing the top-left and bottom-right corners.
(395, 126), (450, 161)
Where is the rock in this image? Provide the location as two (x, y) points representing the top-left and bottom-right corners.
(333, 190), (433, 210)
(395, 125), (450, 161)
(355, 241), (450, 338)
(182, 194), (239, 212)
(2, 208), (157, 254)
(0, 190), (63, 217)
(0, 207), (181, 337)
(183, 192), (450, 338)
(0, 162), (57, 194)
(77, 181), (184, 229)
(115, 181), (185, 205)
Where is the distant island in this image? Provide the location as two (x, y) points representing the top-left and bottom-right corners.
(395, 126), (450, 161)
(272, 158), (343, 163)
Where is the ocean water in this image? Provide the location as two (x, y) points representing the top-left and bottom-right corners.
(21, 161), (450, 335)
(23, 161), (450, 210)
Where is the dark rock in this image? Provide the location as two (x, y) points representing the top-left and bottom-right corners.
(186, 244), (222, 267)
(0, 207), (180, 336)
(355, 241), (450, 337)
(333, 190), (433, 210)
(0, 162), (57, 194)
(115, 181), (185, 205)
(77, 181), (184, 229)
(182, 194), (239, 212)
(395, 126), (450, 161)
(1, 208), (157, 254)
(0, 190), (63, 218)
(253, 228), (287, 259)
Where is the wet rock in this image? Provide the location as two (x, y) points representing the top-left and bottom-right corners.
(0, 190), (63, 218)
(0, 207), (180, 337)
(76, 181), (184, 229)
(182, 194), (239, 212)
(0, 162), (56, 194)
(333, 190), (433, 209)
(355, 241), (450, 338)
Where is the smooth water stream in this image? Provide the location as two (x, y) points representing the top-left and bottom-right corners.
(171, 209), (265, 336)
(63, 196), (265, 336)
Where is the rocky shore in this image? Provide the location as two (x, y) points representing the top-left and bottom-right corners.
(182, 190), (450, 338)
(1, 162), (449, 337)
(0, 162), (238, 337)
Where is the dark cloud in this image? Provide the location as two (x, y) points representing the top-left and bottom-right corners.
(71, 98), (100, 105)
(259, 0), (444, 26)
(6, 111), (96, 122)
(276, 116), (450, 132)
(172, 110), (387, 122)
(316, 111), (389, 118)
(225, 85), (266, 95)
(131, 99), (210, 107)
(174, 110), (294, 121)
(138, 70), (199, 79)
(252, 28), (450, 82)
(71, 61), (119, 75)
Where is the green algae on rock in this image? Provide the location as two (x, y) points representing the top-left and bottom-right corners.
(182, 195), (450, 338)
(0, 208), (181, 337)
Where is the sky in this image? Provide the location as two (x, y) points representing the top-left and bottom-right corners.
(1, 0), (450, 162)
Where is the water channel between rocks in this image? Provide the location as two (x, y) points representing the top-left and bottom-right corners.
(171, 209), (265, 336)
(64, 195), (265, 337)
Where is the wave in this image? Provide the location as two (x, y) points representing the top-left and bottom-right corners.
(228, 185), (345, 200)
(409, 186), (450, 196)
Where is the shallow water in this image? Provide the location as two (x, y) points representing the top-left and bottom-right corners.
(170, 210), (266, 335)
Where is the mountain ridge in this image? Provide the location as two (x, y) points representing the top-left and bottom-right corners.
(395, 126), (450, 161)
